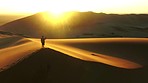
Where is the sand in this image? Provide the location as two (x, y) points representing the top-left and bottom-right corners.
(0, 37), (148, 83)
(0, 48), (148, 83)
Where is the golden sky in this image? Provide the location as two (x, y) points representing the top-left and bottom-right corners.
(0, 0), (148, 15)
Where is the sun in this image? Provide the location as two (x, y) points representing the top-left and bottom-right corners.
(0, 0), (146, 15)
(42, 11), (75, 28)
(48, 9), (69, 17)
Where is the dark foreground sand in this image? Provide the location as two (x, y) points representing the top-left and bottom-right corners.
(0, 48), (147, 83)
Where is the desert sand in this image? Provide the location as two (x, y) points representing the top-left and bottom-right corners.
(0, 36), (148, 83)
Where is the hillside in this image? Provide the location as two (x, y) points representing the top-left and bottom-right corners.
(0, 12), (148, 38)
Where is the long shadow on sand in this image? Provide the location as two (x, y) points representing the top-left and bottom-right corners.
(0, 48), (148, 83)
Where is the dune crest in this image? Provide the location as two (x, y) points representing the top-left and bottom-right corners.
(0, 37), (147, 72)
(0, 37), (40, 71)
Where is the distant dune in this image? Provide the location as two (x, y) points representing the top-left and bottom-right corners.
(0, 36), (24, 49)
(0, 15), (26, 26)
(0, 12), (148, 38)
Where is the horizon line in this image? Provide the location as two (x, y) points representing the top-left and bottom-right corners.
(1, 11), (148, 16)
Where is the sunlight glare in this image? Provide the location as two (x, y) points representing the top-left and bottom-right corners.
(0, 0), (147, 14)
(42, 12), (75, 28)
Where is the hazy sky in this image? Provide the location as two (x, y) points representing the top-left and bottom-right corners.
(0, 0), (148, 15)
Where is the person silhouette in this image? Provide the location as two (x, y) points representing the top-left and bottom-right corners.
(41, 36), (46, 48)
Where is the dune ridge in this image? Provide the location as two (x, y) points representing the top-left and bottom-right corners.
(1, 37), (147, 71)
(0, 48), (148, 83)
(0, 36), (40, 71)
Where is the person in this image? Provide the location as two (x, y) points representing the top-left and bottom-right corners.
(41, 36), (46, 48)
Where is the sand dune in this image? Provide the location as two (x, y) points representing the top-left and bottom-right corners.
(0, 36), (28, 49)
(0, 37), (148, 82)
(1, 37), (147, 71)
(45, 39), (143, 69)
(0, 37), (40, 71)
(45, 38), (148, 66)
(0, 48), (148, 83)
(1, 12), (148, 38)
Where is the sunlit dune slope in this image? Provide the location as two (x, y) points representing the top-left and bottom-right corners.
(0, 37), (147, 71)
(46, 38), (148, 65)
(28, 38), (148, 69)
(0, 37), (148, 82)
(0, 36), (40, 71)
(0, 48), (148, 83)
(1, 12), (148, 38)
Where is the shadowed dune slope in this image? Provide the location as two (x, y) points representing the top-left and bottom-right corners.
(0, 48), (148, 83)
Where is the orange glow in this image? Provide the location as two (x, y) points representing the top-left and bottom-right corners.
(0, 0), (147, 15)
(42, 12), (74, 27)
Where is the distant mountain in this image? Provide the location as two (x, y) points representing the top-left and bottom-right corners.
(0, 12), (148, 38)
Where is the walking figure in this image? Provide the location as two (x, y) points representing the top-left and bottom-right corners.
(41, 36), (46, 48)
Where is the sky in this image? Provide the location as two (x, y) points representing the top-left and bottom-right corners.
(0, 0), (148, 15)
